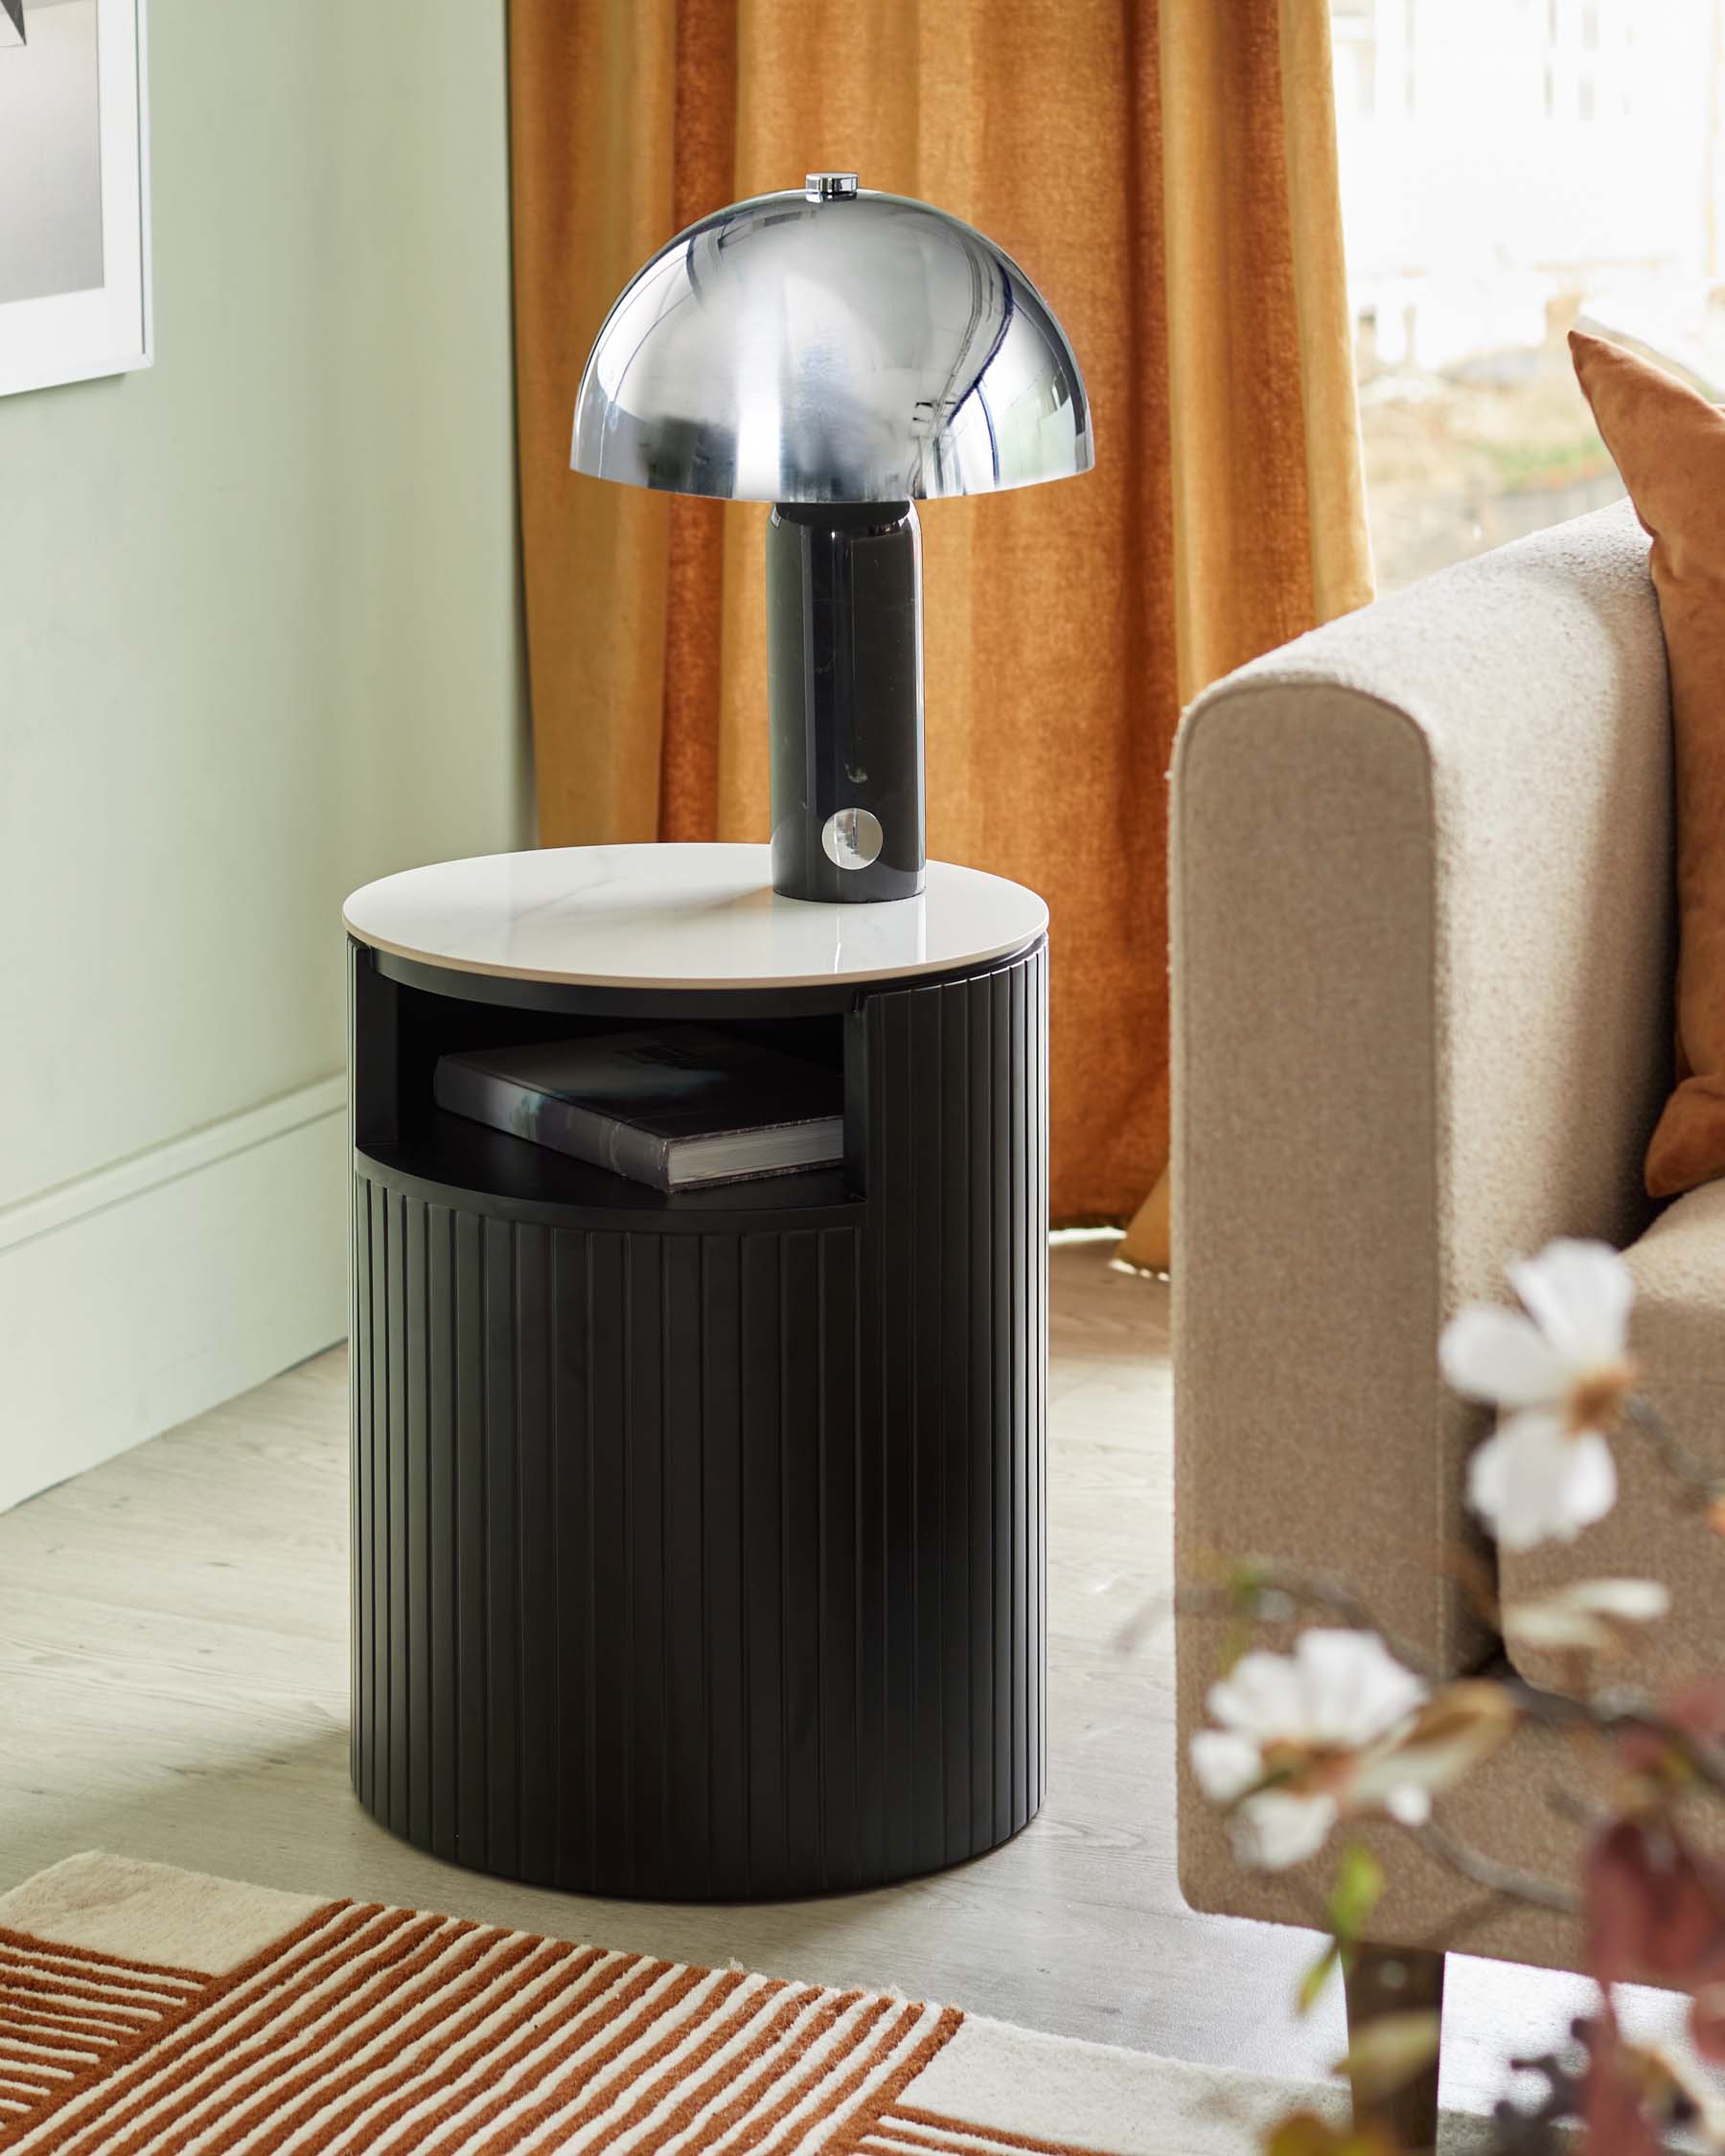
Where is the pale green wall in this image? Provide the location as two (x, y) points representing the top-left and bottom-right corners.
(0, 0), (530, 1213)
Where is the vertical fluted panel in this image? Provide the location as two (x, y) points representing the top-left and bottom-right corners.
(699, 1234), (748, 1896)
(426, 1203), (457, 1864)
(816, 1226), (859, 1884)
(452, 1211), (487, 1861)
(515, 1221), (558, 1882)
(369, 1182), (391, 1825)
(858, 942), (1048, 1883)
(779, 1228), (824, 1889)
(550, 1227), (591, 1882)
(660, 1234), (708, 1892)
(627, 1231), (668, 1894)
(350, 941), (1046, 1897)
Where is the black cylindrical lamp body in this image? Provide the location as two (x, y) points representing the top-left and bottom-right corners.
(767, 500), (926, 904)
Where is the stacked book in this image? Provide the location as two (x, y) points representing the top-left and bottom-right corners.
(433, 1027), (842, 1192)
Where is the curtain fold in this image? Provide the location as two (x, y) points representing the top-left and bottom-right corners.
(1116, 0), (1371, 1269)
(509, 0), (1369, 1231)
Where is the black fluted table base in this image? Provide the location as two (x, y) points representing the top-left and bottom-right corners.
(348, 928), (1046, 1900)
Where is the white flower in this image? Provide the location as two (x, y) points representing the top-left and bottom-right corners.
(1467, 1415), (1617, 1551)
(1190, 1630), (1429, 1869)
(1228, 1789), (1341, 1870)
(1350, 1681), (1517, 1820)
(1440, 1239), (1637, 1551)
(1501, 1577), (1670, 1655)
(1442, 1239), (1634, 1413)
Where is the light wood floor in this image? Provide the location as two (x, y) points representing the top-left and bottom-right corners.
(0, 1240), (1680, 2118)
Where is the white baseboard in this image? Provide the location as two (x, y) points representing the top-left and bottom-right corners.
(0, 1074), (349, 1511)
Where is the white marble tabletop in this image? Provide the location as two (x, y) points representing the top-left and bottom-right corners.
(343, 843), (1047, 991)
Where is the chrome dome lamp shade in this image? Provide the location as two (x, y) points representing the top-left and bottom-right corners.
(572, 173), (1092, 904)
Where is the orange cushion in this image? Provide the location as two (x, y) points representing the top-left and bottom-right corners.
(1571, 329), (1725, 1198)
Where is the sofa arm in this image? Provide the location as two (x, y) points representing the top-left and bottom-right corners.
(1173, 499), (1673, 1701)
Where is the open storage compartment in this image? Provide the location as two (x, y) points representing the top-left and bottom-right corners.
(350, 943), (862, 1224)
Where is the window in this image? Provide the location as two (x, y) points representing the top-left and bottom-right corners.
(1332, 0), (1725, 590)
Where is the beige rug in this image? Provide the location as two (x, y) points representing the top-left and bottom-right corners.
(0, 1853), (1493, 2153)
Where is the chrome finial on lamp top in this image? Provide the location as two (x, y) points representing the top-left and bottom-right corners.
(571, 177), (1091, 903)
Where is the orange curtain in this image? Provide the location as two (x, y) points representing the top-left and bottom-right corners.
(508, 0), (1369, 1229)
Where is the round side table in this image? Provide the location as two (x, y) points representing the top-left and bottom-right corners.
(342, 842), (1048, 1900)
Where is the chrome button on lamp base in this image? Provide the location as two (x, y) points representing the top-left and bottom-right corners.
(822, 808), (884, 870)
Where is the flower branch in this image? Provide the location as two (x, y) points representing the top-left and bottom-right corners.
(1622, 1395), (1725, 1519)
(1406, 1818), (1580, 1916)
(1177, 1239), (1725, 2153)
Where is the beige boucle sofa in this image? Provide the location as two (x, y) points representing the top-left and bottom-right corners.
(1172, 497), (1725, 1976)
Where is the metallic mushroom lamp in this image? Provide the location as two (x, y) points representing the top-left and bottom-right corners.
(572, 172), (1092, 904)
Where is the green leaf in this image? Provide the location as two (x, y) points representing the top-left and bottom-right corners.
(1296, 1848), (1385, 2015)
(1263, 2111), (1344, 2156)
(1326, 1844), (1385, 1944)
(1332, 2009), (1442, 2103)
(1261, 2110), (1400, 2156)
(1297, 1940), (1340, 2016)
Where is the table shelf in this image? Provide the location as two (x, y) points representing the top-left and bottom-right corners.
(357, 1111), (862, 1233)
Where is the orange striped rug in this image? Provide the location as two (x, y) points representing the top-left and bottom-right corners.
(0, 1853), (1364, 2154)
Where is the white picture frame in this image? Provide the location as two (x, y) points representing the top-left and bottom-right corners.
(0, 0), (151, 400)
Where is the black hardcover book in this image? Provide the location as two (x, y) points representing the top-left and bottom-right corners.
(433, 1028), (842, 1191)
